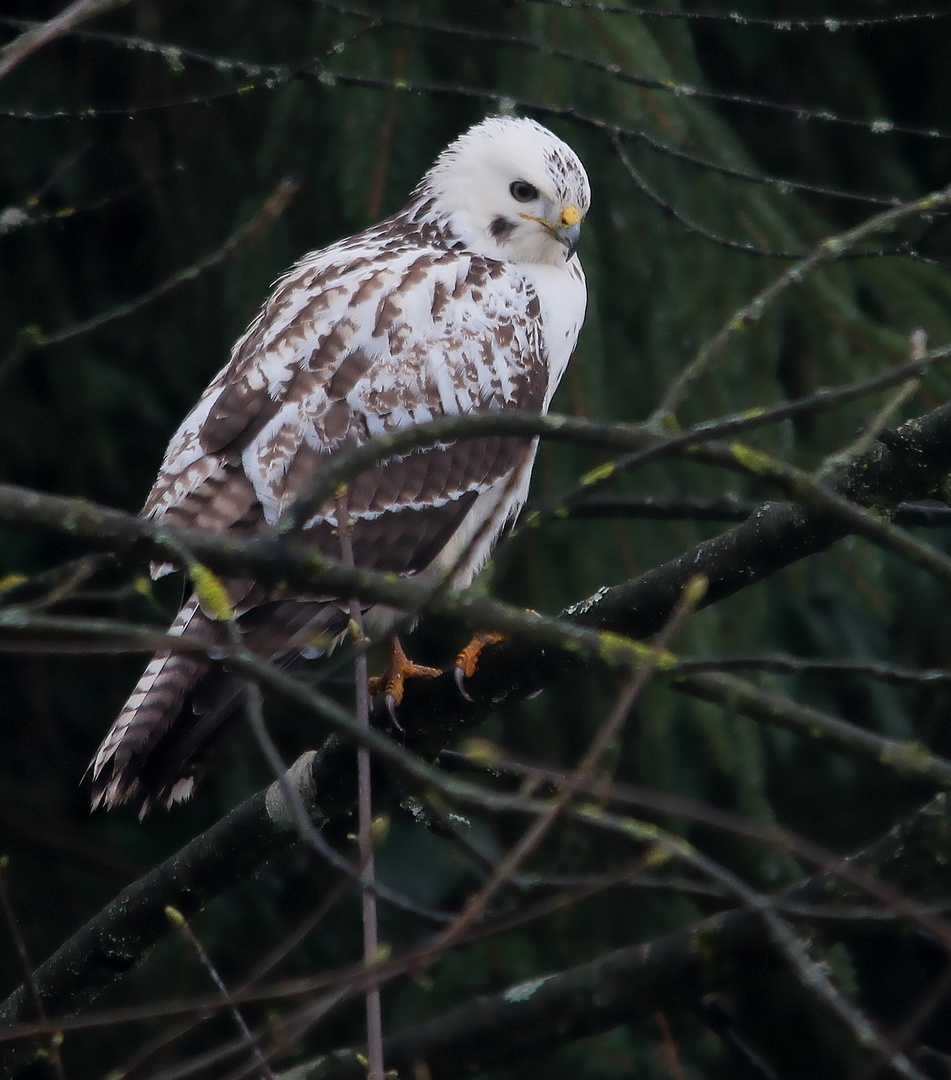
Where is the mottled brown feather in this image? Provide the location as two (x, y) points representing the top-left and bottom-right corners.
(90, 115), (589, 812)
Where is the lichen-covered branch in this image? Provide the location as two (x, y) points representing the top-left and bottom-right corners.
(2, 404), (951, 756)
(1, 402), (951, 1075)
(280, 791), (951, 1080)
(396, 402), (951, 735)
(0, 755), (328, 1077)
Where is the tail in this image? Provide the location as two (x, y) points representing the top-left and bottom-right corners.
(89, 596), (350, 814)
(90, 597), (209, 814)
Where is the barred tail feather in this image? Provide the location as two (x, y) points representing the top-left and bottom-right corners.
(90, 596), (349, 814)
(90, 597), (209, 813)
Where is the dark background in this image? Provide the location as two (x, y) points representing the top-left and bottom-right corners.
(3, 2), (951, 1077)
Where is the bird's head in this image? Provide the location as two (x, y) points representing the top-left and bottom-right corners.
(421, 115), (590, 267)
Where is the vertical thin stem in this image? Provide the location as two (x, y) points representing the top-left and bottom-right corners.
(427, 575), (707, 956)
(0, 0), (128, 81)
(165, 905), (276, 1080)
(337, 496), (384, 1080)
(0, 858), (66, 1080)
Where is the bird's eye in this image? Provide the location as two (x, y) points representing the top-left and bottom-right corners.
(509, 180), (539, 203)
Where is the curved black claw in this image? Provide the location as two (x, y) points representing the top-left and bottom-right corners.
(370, 635), (440, 727)
(454, 663), (474, 703)
(453, 630), (506, 703)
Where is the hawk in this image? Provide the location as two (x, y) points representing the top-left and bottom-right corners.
(90, 115), (590, 813)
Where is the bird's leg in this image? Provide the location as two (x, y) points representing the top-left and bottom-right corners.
(453, 630), (507, 701)
(369, 635), (441, 720)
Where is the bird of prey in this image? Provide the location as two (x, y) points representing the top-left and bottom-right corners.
(90, 115), (590, 813)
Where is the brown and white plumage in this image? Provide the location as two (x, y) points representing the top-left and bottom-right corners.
(90, 116), (590, 813)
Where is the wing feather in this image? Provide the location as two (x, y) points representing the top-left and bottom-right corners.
(147, 242), (548, 563)
(93, 222), (558, 811)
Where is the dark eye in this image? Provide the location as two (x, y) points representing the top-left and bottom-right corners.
(509, 180), (539, 203)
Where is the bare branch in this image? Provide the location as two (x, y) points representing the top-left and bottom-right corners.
(0, 0), (130, 81)
(278, 789), (951, 1080)
(0, 757), (319, 1073)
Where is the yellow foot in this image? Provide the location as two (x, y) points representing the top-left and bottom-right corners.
(369, 636), (441, 721)
(454, 630), (506, 701)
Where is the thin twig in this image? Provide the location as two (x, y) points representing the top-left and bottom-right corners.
(336, 495), (384, 1080)
(0, 859), (66, 1080)
(116, 859), (377, 1080)
(4, 176), (298, 365)
(814, 335), (923, 480)
(670, 654), (951, 685)
(650, 184), (951, 425)
(8, 574), (951, 793)
(585, 811), (930, 1080)
(561, 495), (951, 528)
(455, 753), (947, 944)
(166, 906), (276, 1080)
(421, 575), (707, 957)
(0, 0), (128, 80)
(168, 550), (448, 927)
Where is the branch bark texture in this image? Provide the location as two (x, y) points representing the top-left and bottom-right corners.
(398, 402), (951, 740)
(282, 791), (951, 1080)
(0, 754), (327, 1078)
(2, 405), (951, 1075)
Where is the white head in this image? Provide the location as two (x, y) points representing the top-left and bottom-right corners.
(420, 115), (590, 267)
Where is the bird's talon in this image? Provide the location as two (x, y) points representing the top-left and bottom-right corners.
(454, 631), (506, 700)
(454, 664), (474, 702)
(370, 636), (440, 722)
(385, 692), (403, 729)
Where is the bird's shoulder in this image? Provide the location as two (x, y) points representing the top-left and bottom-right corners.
(142, 218), (551, 527)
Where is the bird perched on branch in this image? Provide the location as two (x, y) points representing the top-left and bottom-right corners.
(90, 115), (590, 814)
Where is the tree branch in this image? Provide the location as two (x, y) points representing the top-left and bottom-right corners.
(396, 402), (951, 739)
(280, 790), (951, 1080)
(0, 754), (327, 1077)
(0, 0), (129, 81)
(2, 403), (951, 748)
(1, 403), (950, 1074)
(564, 494), (951, 528)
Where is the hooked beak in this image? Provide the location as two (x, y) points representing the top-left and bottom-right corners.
(518, 203), (583, 259)
(555, 204), (582, 259)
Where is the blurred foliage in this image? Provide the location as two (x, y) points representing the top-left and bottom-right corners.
(3, 2), (951, 1078)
